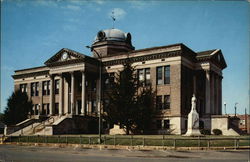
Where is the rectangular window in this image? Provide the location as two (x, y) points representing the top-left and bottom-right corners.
(31, 105), (35, 115)
(55, 80), (59, 94)
(31, 83), (35, 96)
(104, 73), (109, 89)
(42, 104), (46, 115)
(138, 69), (144, 85)
(156, 96), (162, 110)
(163, 120), (170, 129)
(156, 66), (170, 85)
(137, 68), (150, 86)
(92, 100), (97, 113)
(109, 73), (115, 88)
(164, 95), (170, 109)
(145, 68), (151, 85)
(42, 81), (50, 96)
(31, 82), (39, 96)
(35, 82), (39, 96)
(164, 66), (170, 84)
(20, 84), (27, 93)
(156, 120), (162, 129)
(43, 81), (47, 95)
(46, 103), (50, 115)
(33, 104), (39, 115)
(55, 103), (59, 115)
(103, 99), (109, 112)
(157, 67), (163, 85)
(92, 80), (97, 91)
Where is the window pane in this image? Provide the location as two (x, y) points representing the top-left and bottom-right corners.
(55, 80), (59, 94)
(156, 120), (162, 129)
(156, 96), (162, 110)
(138, 69), (144, 84)
(47, 81), (50, 95)
(164, 66), (170, 84)
(35, 82), (39, 96)
(145, 68), (150, 85)
(164, 95), (170, 109)
(157, 67), (163, 85)
(31, 83), (35, 96)
(164, 120), (170, 129)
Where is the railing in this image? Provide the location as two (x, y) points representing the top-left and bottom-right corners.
(33, 116), (55, 134)
(5, 119), (36, 135)
(3, 135), (250, 150)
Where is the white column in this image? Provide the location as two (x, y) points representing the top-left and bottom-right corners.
(214, 74), (218, 115)
(81, 71), (86, 115)
(71, 72), (75, 115)
(39, 81), (43, 115)
(59, 74), (64, 116)
(210, 72), (214, 114)
(218, 76), (222, 115)
(49, 75), (55, 115)
(205, 70), (210, 114)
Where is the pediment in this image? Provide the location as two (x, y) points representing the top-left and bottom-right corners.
(210, 50), (227, 69)
(44, 48), (85, 66)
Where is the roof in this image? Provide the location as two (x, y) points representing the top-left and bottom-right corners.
(197, 49), (217, 57)
(94, 28), (129, 43)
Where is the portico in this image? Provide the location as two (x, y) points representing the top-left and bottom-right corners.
(42, 48), (100, 117)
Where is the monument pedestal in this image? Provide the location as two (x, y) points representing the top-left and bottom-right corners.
(184, 94), (202, 136)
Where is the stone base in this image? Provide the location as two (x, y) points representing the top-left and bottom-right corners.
(183, 129), (203, 137)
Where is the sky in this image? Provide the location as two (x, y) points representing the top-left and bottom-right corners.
(1, 0), (249, 115)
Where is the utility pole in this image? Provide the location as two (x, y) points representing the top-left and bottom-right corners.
(234, 102), (238, 117)
(245, 108), (247, 133)
(86, 45), (102, 144)
(224, 102), (227, 115)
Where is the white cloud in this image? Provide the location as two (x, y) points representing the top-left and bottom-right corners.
(94, 0), (104, 5)
(64, 5), (81, 11)
(109, 8), (127, 20)
(128, 0), (152, 10)
(63, 24), (77, 31)
(34, 0), (58, 7)
(67, 18), (80, 23)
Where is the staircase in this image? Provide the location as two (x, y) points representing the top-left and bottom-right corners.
(7, 116), (66, 136)
(33, 116), (66, 135)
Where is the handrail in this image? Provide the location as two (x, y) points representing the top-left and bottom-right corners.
(33, 116), (55, 133)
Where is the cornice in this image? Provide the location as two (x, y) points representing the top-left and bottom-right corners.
(102, 50), (182, 66)
(12, 70), (49, 79)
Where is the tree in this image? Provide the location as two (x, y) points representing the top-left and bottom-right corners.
(134, 86), (155, 134)
(3, 90), (32, 126)
(104, 60), (155, 134)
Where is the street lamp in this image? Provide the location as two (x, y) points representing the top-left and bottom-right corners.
(234, 102), (238, 117)
(86, 45), (102, 144)
(224, 102), (227, 115)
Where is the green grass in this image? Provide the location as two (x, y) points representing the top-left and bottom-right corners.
(5, 135), (250, 148)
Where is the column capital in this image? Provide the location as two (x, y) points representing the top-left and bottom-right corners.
(70, 71), (75, 75)
(49, 74), (55, 78)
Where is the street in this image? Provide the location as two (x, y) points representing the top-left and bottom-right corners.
(0, 144), (249, 162)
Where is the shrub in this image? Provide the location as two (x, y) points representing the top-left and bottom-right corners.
(212, 129), (222, 135)
(200, 129), (211, 135)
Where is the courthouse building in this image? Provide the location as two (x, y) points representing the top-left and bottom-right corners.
(11, 28), (227, 135)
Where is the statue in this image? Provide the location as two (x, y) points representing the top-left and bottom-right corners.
(184, 94), (202, 136)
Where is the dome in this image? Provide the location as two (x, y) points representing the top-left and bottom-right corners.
(93, 28), (131, 43)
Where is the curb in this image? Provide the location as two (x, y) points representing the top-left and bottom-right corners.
(2, 142), (250, 151)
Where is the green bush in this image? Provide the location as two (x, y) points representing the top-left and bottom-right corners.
(212, 129), (222, 135)
(200, 129), (211, 135)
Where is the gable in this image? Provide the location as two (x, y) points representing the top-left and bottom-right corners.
(44, 48), (85, 66)
(210, 50), (227, 69)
